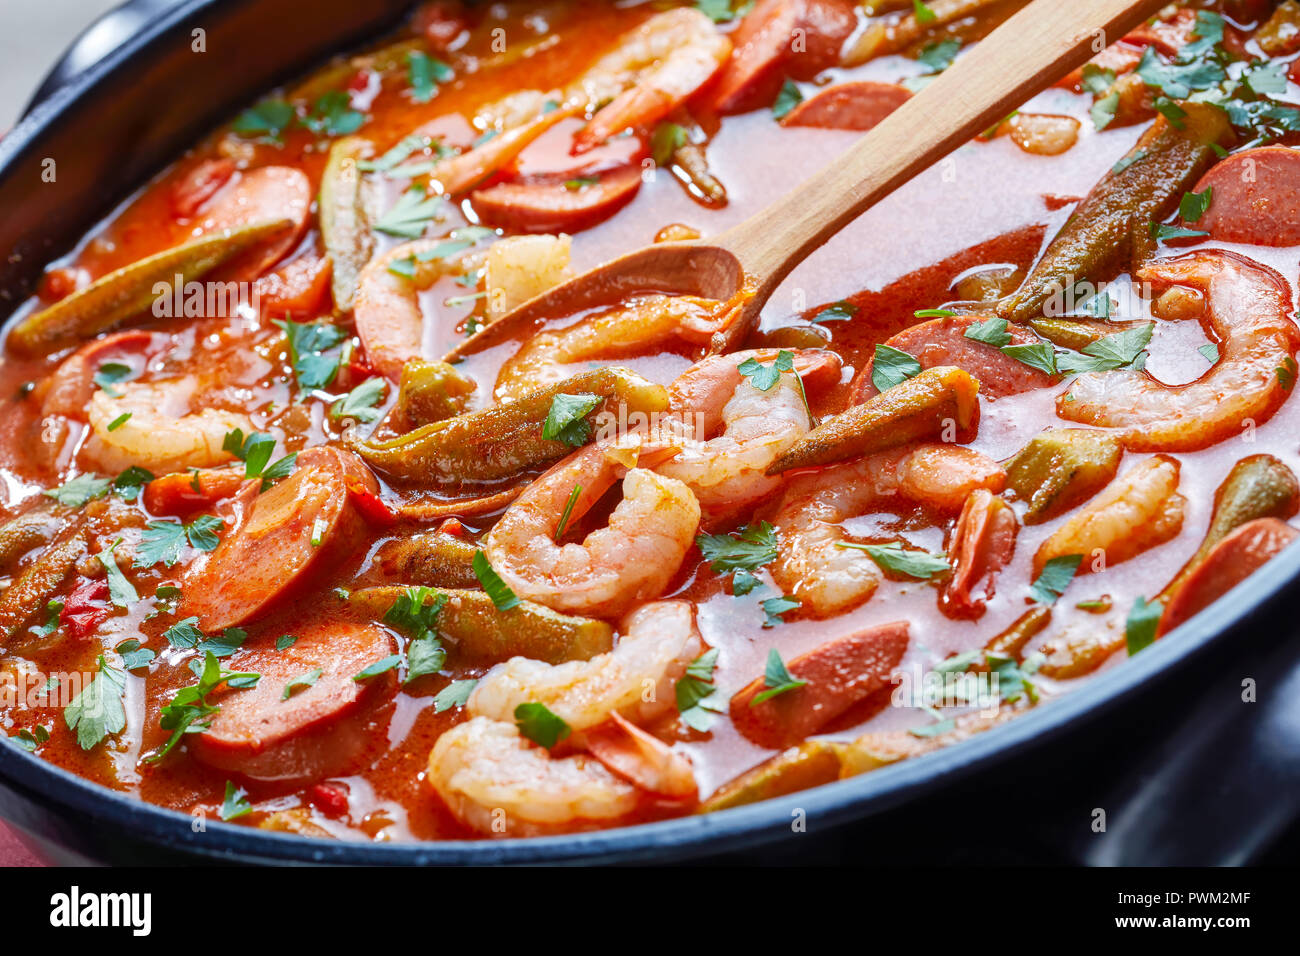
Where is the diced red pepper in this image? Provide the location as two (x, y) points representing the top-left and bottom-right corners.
(347, 480), (395, 527)
(438, 518), (465, 537)
(60, 578), (111, 639)
(309, 782), (350, 817)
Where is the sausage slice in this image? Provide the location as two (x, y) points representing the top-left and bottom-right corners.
(731, 622), (909, 750)
(192, 614), (398, 781)
(180, 446), (377, 630)
(471, 165), (643, 233)
(779, 81), (911, 131)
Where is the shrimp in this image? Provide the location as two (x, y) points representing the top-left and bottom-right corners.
(1033, 454), (1185, 577)
(653, 349), (839, 524)
(770, 444), (1006, 617)
(493, 294), (729, 401)
(83, 377), (253, 475)
(427, 716), (640, 836)
(469, 600), (703, 731)
(1058, 251), (1300, 451)
(568, 8), (732, 152)
(353, 238), (481, 382)
(482, 440), (701, 618)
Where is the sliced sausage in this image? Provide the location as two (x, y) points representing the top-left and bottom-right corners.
(779, 81), (911, 131)
(471, 164), (642, 233)
(200, 166), (313, 280)
(848, 314), (1054, 405)
(508, 117), (647, 180)
(179, 446), (377, 630)
(710, 0), (857, 114)
(1157, 517), (1298, 637)
(730, 621), (909, 750)
(192, 613), (398, 781)
(1191, 147), (1300, 247)
(170, 158), (237, 220)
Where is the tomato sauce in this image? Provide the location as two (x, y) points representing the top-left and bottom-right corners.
(2, 0), (1300, 841)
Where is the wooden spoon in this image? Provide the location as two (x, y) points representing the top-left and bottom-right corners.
(445, 0), (1169, 361)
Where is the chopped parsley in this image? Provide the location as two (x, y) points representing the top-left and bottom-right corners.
(676, 647), (723, 731)
(374, 185), (445, 239)
(772, 78), (803, 120)
(812, 300), (858, 323)
(514, 701), (570, 748)
(134, 515), (223, 569)
(301, 90), (365, 138)
(64, 655), (127, 750)
(330, 377), (387, 424)
(750, 648), (806, 705)
(220, 780), (253, 821)
(473, 551), (520, 610)
(761, 595), (800, 628)
(1028, 554), (1082, 604)
(151, 651), (260, 762)
(275, 318), (347, 391)
(281, 668), (323, 700)
(542, 393), (602, 447)
(44, 473), (111, 508)
(385, 586), (450, 684)
(95, 540), (137, 607)
(433, 678), (478, 713)
(839, 541), (950, 579)
(871, 344), (922, 392)
(738, 350), (795, 391)
(222, 428), (296, 490)
(963, 316), (1012, 347)
(407, 50), (453, 103)
(1126, 595), (1163, 655)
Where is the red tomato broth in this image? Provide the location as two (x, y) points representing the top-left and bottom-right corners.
(2, 0), (1300, 841)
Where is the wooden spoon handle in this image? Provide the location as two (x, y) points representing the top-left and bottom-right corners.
(717, 0), (1171, 291)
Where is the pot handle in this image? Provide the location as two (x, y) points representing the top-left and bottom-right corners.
(1075, 627), (1300, 865)
(23, 0), (183, 117)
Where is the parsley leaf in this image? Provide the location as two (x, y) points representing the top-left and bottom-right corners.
(135, 515), (224, 568)
(96, 540), (137, 607)
(44, 473), (111, 508)
(963, 316), (1012, 347)
(112, 466), (154, 501)
(651, 122), (688, 166)
(331, 377), (387, 424)
(1126, 596), (1163, 654)
(282, 668), (323, 700)
(772, 78), (803, 120)
(64, 655), (127, 750)
(1029, 554), (1082, 604)
(375, 186), (445, 239)
(433, 678), (478, 713)
(761, 595), (800, 628)
(473, 550), (520, 610)
(1056, 322), (1154, 375)
(1000, 341), (1057, 376)
(542, 393), (602, 447)
(275, 318), (347, 391)
(676, 647), (723, 731)
(697, 521), (779, 572)
(232, 98), (295, 141)
(871, 344), (922, 392)
(151, 651), (260, 762)
(408, 50), (453, 103)
(515, 701), (571, 748)
(220, 780), (253, 821)
(1179, 186), (1213, 223)
(222, 429), (296, 490)
(302, 90), (365, 138)
(162, 616), (205, 649)
(738, 350), (795, 391)
(750, 648), (806, 705)
(811, 300), (858, 323)
(842, 541), (950, 579)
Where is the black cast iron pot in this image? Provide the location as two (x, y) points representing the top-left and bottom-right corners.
(2, 0), (1299, 866)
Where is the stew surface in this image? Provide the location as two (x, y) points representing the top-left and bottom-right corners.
(2, 0), (1299, 841)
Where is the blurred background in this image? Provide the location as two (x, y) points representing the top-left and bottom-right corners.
(0, 0), (119, 128)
